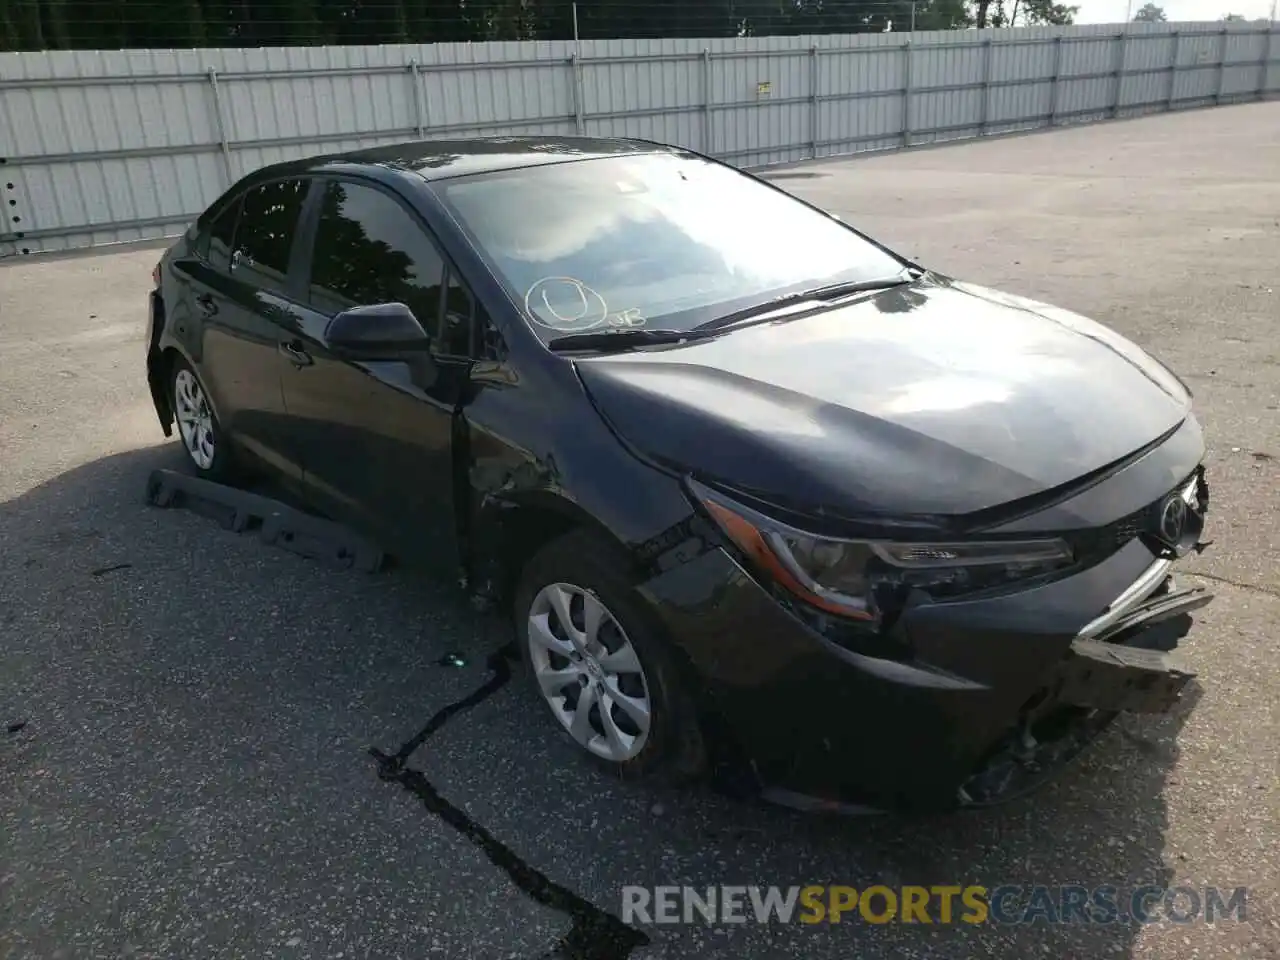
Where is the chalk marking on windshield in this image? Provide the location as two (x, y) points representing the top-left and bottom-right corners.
(524, 276), (610, 331)
(523, 277), (649, 333)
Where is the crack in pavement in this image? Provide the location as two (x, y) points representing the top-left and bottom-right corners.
(1183, 570), (1280, 599)
(141, 476), (655, 957)
(371, 643), (653, 960)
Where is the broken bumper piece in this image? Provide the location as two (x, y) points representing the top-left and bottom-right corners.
(145, 468), (386, 572)
(1054, 583), (1211, 714)
(1055, 638), (1195, 714)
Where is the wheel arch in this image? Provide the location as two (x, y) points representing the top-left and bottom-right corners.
(155, 345), (230, 430)
(469, 488), (640, 614)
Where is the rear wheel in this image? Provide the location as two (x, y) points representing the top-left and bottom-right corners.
(170, 357), (236, 483)
(514, 529), (706, 782)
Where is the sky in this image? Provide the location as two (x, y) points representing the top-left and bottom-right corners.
(1070, 0), (1276, 22)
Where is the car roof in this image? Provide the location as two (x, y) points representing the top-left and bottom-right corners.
(250, 136), (684, 185)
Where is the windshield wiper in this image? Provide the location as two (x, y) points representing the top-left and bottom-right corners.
(547, 328), (700, 353)
(546, 270), (922, 352)
(695, 273), (919, 333)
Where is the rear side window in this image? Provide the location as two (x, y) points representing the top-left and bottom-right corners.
(232, 179), (310, 295)
(307, 180), (445, 329)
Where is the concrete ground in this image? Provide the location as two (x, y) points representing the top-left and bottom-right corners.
(2, 102), (1277, 959)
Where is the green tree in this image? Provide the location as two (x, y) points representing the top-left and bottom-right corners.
(468, 0), (537, 41)
(978, 0), (1076, 26)
(277, 0), (323, 44)
(1018, 0), (1077, 23)
(1222, 12), (1246, 20)
(0, 0), (19, 50)
(12, 0), (43, 48)
(915, 0), (971, 30)
(562, 0), (737, 39)
(39, 0), (68, 47)
(1132, 2), (1166, 21)
(0, 0), (993, 50)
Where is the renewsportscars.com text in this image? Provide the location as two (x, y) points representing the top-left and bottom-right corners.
(621, 884), (1248, 926)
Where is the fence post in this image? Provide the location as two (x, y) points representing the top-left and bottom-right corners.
(569, 53), (585, 135)
(702, 49), (714, 156)
(408, 60), (426, 138)
(1111, 30), (1128, 118)
(1215, 26), (1229, 104)
(902, 40), (913, 148)
(979, 37), (993, 136)
(1259, 26), (1273, 99)
(1265, 26), (1277, 100)
(1168, 30), (1181, 111)
(809, 45), (820, 159)
(1048, 34), (1063, 126)
(206, 68), (234, 187)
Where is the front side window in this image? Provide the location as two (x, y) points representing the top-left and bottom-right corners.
(438, 270), (474, 358)
(232, 178), (310, 294)
(436, 153), (908, 342)
(307, 180), (445, 331)
(198, 198), (241, 271)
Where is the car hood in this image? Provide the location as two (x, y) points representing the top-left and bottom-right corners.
(573, 277), (1192, 521)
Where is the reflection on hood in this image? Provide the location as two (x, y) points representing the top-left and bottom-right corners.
(573, 277), (1191, 519)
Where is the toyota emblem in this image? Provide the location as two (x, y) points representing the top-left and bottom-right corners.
(1158, 494), (1188, 545)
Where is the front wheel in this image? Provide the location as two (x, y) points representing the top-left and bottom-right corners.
(514, 529), (706, 782)
(170, 357), (236, 483)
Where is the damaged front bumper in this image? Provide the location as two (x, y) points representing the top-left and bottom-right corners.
(958, 571), (1211, 807)
(640, 463), (1214, 815)
(1057, 586), (1211, 714)
(956, 469), (1213, 807)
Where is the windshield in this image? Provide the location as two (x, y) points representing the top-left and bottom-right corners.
(436, 153), (909, 341)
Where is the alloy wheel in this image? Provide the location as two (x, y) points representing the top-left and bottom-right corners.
(173, 368), (216, 470)
(526, 582), (653, 762)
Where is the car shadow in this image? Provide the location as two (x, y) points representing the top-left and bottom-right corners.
(0, 445), (1194, 959)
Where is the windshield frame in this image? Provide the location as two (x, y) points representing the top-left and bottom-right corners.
(429, 150), (919, 347)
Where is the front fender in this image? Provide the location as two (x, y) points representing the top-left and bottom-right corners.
(459, 361), (701, 602)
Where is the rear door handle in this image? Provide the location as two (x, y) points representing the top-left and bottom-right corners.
(279, 340), (313, 368)
(195, 293), (218, 317)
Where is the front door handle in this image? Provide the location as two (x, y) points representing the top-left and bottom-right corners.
(195, 293), (218, 317)
(279, 340), (313, 368)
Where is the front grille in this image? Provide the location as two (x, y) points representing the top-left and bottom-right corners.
(1065, 470), (1199, 566)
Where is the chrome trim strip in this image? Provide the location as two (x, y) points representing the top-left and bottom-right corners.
(1076, 475), (1198, 641)
(1077, 557), (1173, 641)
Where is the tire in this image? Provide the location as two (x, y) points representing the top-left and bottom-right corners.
(169, 356), (237, 483)
(514, 528), (706, 783)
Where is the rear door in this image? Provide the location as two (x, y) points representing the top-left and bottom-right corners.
(178, 177), (312, 480)
(171, 195), (243, 422)
(278, 177), (468, 573)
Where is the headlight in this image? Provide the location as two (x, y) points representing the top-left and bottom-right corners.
(691, 480), (1074, 621)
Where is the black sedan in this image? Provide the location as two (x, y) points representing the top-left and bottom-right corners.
(146, 136), (1212, 813)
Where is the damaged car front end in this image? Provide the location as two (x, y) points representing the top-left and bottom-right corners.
(578, 321), (1217, 814)
(628, 448), (1212, 815)
(623, 467), (1213, 814)
(959, 469), (1211, 809)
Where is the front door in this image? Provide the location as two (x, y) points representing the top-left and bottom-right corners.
(279, 178), (469, 576)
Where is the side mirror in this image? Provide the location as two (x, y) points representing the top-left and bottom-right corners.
(325, 302), (430, 356)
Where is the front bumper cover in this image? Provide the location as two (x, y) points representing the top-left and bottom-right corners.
(957, 576), (1211, 807)
(1055, 585), (1211, 714)
(640, 464), (1213, 814)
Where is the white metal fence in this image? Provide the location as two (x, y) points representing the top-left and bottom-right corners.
(1, 20), (1276, 258)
